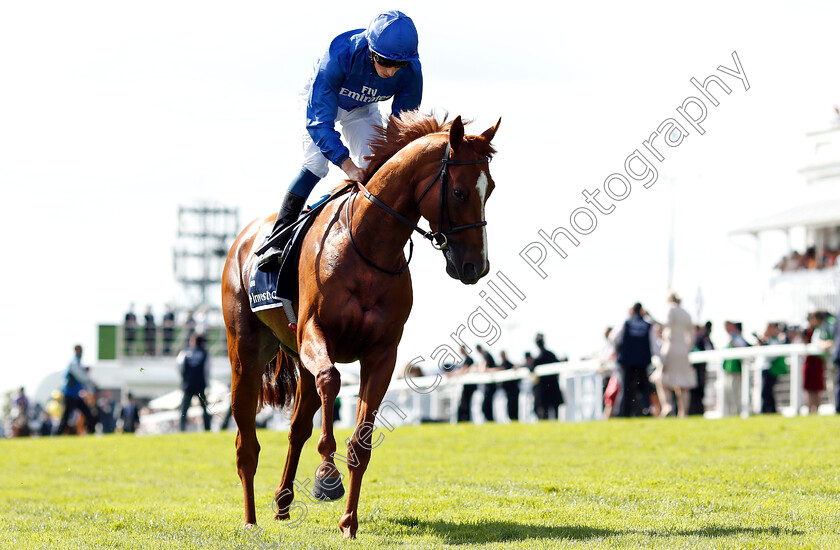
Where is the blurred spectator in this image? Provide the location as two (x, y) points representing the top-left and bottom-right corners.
(178, 333), (212, 431)
(597, 327), (620, 419)
(803, 311), (833, 414)
(823, 310), (837, 341)
(57, 345), (96, 435)
(124, 304), (137, 356)
(757, 323), (787, 414)
(452, 346), (477, 423)
(689, 321), (714, 416)
(120, 392), (141, 434)
(804, 247), (818, 269)
(498, 350), (520, 422)
(195, 305), (209, 337)
(97, 389), (118, 434)
(476, 344), (501, 422)
(649, 325), (667, 415)
(596, 327), (615, 403)
(780, 251), (801, 271)
(602, 373), (621, 419)
(523, 351), (535, 373)
(13, 386), (29, 418)
(834, 305), (840, 414)
(532, 333), (564, 420)
(722, 321), (749, 416)
(659, 293), (696, 418)
(184, 309), (197, 342)
(162, 304), (176, 356)
(221, 380), (235, 431)
(38, 410), (53, 437)
(78, 381), (100, 434)
(775, 247), (840, 272)
(402, 362), (423, 379)
(611, 304), (658, 417)
(46, 390), (63, 427)
(11, 387), (30, 437)
(144, 306), (156, 356)
(522, 351), (537, 420)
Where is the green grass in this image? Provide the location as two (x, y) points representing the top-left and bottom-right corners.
(1, 416), (839, 549)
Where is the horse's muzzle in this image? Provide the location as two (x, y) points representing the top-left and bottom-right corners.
(444, 248), (488, 285)
(462, 262), (480, 284)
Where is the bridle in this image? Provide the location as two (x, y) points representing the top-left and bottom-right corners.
(346, 141), (491, 275)
(417, 141), (491, 247)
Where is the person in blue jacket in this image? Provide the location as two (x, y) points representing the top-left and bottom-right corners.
(56, 344), (97, 435)
(257, 10), (423, 270)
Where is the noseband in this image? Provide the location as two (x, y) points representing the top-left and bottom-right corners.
(347, 141), (491, 275)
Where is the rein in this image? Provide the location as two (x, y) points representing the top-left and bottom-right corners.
(345, 192), (414, 276)
(346, 141), (490, 275)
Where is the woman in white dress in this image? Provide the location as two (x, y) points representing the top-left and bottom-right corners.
(660, 293), (697, 418)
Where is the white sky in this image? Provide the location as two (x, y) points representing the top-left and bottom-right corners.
(2, 1), (839, 397)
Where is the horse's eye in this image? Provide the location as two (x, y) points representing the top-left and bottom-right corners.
(453, 189), (467, 201)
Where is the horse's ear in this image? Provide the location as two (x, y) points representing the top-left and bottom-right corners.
(450, 115), (464, 153)
(481, 117), (502, 143)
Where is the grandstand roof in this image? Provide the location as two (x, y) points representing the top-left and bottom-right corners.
(729, 198), (840, 236)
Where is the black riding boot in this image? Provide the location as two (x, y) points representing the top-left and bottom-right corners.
(257, 192), (307, 271)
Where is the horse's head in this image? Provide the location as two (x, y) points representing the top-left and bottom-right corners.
(418, 116), (500, 285)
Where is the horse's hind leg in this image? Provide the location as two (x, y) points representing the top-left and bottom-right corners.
(273, 366), (320, 519)
(229, 343), (266, 526)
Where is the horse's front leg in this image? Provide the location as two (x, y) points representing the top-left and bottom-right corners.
(338, 346), (398, 539)
(298, 321), (345, 502)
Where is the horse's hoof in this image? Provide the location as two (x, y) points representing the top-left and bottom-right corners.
(312, 474), (345, 501)
(339, 513), (357, 538)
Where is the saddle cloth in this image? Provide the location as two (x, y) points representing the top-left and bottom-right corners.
(248, 210), (316, 316)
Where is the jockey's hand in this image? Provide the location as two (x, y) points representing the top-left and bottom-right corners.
(340, 158), (365, 182)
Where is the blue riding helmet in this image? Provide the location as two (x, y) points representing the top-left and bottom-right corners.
(365, 10), (419, 62)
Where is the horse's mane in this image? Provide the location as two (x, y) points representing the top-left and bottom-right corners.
(362, 110), (496, 182)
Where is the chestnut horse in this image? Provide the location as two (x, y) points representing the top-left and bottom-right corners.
(221, 111), (500, 538)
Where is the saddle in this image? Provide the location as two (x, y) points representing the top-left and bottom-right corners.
(248, 185), (352, 316)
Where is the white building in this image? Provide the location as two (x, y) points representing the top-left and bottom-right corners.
(731, 123), (840, 325)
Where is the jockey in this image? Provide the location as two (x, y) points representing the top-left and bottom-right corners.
(258, 10), (423, 271)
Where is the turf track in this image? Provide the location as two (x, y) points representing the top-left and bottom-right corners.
(1, 415), (838, 549)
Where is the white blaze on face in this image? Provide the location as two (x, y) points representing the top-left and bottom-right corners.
(476, 171), (489, 266)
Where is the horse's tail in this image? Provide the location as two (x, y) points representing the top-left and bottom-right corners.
(258, 351), (297, 410)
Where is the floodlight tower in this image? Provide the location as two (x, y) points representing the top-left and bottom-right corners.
(172, 202), (239, 312)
